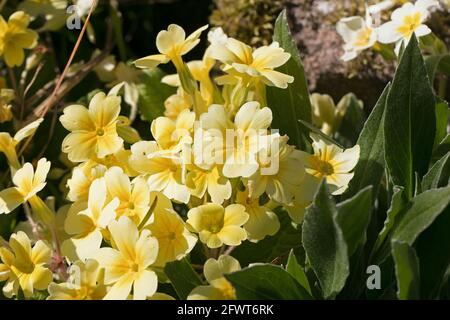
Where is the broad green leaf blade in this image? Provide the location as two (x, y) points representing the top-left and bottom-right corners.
(421, 151), (450, 191)
(415, 206), (450, 299)
(392, 241), (420, 300)
(137, 68), (176, 122)
(384, 35), (436, 198)
(345, 85), (389, 198)
(286, 250), (312, 295)
(231, 209), (302, 266)
(302, 180), (349, 299)
(434, 98), (449, 148)
(226, 264), (312, 300)
(164, 258), (203, 300)
(267, 10), (312, 151)
(392, 185), (450, 245)
(336, 186), (373, 257)
(372, 187), (406, 263)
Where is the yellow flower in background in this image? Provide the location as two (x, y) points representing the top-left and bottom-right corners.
(0, 118), (43, 170)
(96, 216), (159, 300)
(62, 178), (118, 261)
(285, 173), (321, 223)
(0, 11), (38, 67)
(129, 141), (190, 203)
(247, 135), (305, 206)
(0, 158), (50, 214)
(186, 165), (232, 204)
(104, 167), (150, 224)
(147, 208), (197, 267)
(151, 109), (195, 150)
(187, 203), (248, 248)
(0, 87), (14, 123)
(236, 188), (280, 242)
(377, 0), (439, 52)
(47, 259), (106, 300)
(188, 255), (240, 300)
(336, 13), (378, 62)
(0, 231), (52, 298)
(210, 38), (293, 89)
(301, 134), (360, 195)
(67, 162), (107, 202)
(134, 24), (208, 69)
(195, 102), (272, 178)
(60, 91), (124, 162)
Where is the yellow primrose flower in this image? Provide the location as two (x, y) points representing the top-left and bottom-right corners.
(96, 216), (159, 300)
(0, 158), (50, 214)
(310, 93), (355, 136)
(151, 109), (195, 150)
(60, 91), (124, 163)
(146, 208), (197, 267)
(134, 24), (208, 69)
(0, 231), (52, 298)
(104, 166), (150, 225)
(186, 165), (232, 204)
(300, 134), (360, 195)
(92, 147), (139, 177)
(187, 203), (249, 248)
(188, 255), (240, 300)
(194, 102), (273, 178)
(129, 141), (190, 203)
(47, 259), (106, 300)
(247, 135), (305, 205)
(285, 173), (321, 223)
(378, 0), (439, 52)
(164, 90), (192, 120)
(210, 38), (294, 89)
(62, 178), (119, 261)
(236, 188), (280, 242)
(67, 162), (107, 202)
(0, 117), (43, 170)
(0, 11), (38, 67)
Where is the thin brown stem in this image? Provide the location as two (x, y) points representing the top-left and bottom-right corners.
(37, 0), (98, 119)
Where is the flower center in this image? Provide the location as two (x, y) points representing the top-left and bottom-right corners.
(96, 128), (105, 136)
(397, 13), (421, 38)
(315, 160), (334, 176)
(167, 232), (177, 240)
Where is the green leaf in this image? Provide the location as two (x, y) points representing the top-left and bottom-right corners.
(231, 209), (302, 266)
(415, 206), (450, 298)
(286, 250), (312, 295)
(384, 35), (436, 198)
(267, 10), (312, 151)
(392, 185), (450, 245)
(434, 98), (449, 148)
(164, 258), (203, 300)
(345, 85), (389, 198)
(302, 180), (349, 299)
(425, 54), (450, 82)
(336, 186), (373, 257)
(226, 264), (313, 300)
(421, 151), (450, 191)
(137, 68), (176, 122)
(372, 187), (406, 263)
(392, 241), (420, 300)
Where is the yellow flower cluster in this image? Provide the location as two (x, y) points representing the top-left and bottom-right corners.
(0, 23), (360, 300)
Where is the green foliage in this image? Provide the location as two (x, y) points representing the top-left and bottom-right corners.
(384, 35), (437, 199)
(164, 258), (204, 300)
(267, 10), (312, 151)
(226, 264), (312, 300)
